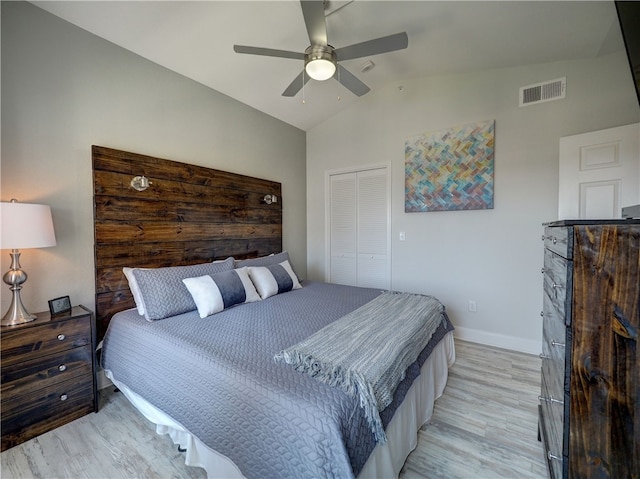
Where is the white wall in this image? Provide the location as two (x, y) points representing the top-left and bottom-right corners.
(307, 52), (640, 354)
(1, 2), (307, 316)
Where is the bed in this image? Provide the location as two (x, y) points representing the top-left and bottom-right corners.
(93, 146), (455, 479)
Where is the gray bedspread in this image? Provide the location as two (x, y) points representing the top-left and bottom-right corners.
(101, 281), (453, 479)
(275, 291), (445, 444)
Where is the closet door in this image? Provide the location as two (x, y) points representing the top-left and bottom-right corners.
(356, 168), (389, 288)
(329, 173), (357, 286)
(328, 166), (390, 289)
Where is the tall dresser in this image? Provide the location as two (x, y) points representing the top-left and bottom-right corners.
(538, 220), (639, 479)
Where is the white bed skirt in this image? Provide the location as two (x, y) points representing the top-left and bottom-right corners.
(105, 331), (455, 479)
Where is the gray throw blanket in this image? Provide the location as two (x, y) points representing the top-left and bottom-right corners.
(274, 290), (445, 444)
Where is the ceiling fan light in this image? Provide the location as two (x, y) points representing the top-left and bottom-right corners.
(305, 58), (336, 81)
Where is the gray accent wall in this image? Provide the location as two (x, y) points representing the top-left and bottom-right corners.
(1, 2), (306, 314)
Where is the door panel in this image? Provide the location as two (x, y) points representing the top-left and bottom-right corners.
(558, 123), (639, 219)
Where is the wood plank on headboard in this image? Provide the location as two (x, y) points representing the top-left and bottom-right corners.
(93, 145), (282, 339)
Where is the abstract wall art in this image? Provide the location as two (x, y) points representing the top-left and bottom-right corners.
(405, 120), (495, 212)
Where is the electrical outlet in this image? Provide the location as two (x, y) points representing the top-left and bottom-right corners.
(468, 300), (477, 312)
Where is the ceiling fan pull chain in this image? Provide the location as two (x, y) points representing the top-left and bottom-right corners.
(302, 69), (306, 104)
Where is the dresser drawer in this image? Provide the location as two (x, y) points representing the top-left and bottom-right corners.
(1, 345), (93, 400)
(543, 249), (572, 325)
(539, 395), (565, 479)
(544, 226), (572, 259)
(1, 315), (91, 366)
(540, 372), (564, 440)
(539, 403), (564, 479)
(1, 373), (94, 451)
(542, 326), (566, 400)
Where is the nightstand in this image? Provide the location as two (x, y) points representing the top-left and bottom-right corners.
(1, 305), (98, 451)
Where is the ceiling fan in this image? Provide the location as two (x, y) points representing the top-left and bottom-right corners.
(233, 0), (408, 97)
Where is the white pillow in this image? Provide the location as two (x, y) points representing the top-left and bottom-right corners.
(182, 267), (260, 318)
(123, 267), (146, 315)
(248, 260), (301, 300)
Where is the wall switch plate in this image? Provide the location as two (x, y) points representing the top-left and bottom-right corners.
(399, 231), (406, 241)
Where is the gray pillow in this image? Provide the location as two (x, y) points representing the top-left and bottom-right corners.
(132, 257), (235, 321)
(233, 251), (290, 269)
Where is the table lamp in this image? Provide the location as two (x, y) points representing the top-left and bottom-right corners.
(1, 199), (57, 326)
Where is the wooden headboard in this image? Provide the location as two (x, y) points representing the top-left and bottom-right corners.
(93, 145), (282, 339)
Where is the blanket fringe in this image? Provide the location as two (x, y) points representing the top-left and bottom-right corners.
(275, 350), (387, 443)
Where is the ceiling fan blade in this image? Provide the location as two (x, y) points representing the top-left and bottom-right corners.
(234, 45), (305, 60)
(334, 32), (408, 61)
(300, 0), (328, 45)
(335, 65), (370, 96)
(282, 71), (311, 97)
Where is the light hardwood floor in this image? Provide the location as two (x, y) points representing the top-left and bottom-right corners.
(400, 340), (547, 479)
(1, 340), (547, 479)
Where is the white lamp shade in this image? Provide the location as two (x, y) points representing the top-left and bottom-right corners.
(0, 201), (57, 250)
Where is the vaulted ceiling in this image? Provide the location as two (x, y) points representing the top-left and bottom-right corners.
(33, 1), (624, 131)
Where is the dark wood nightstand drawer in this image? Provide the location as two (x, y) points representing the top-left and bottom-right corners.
(1, 344), (93, 399)
(1, 374), (94, 451)
(1, 315), (91, 366)
(0, 305), (97, 451)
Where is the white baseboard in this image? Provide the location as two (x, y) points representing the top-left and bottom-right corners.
(453, 326), (541, 356)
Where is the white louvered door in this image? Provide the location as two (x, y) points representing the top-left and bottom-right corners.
(330, 173), (357, 286)
(328, 166), (390, 289)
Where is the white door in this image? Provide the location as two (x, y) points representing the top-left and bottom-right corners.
(328, 166), (390, 289)
(356, 169), (390, 288)
(329, 172), (357, 286)
(558, 123), (640, 219)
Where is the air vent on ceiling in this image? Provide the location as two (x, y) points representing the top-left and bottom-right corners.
(519, 77), (566, 107)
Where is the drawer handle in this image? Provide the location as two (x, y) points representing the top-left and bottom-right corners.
(541, 235), (545, 241)
(540, 311), (545, 317)
(57, 334), (66, 341)
(60, 394), (68, 401)
(548, 451), (562, 462)
(552, 237), (557, 244)
(541, 267), (545, 274)
(552, 282), (562, 289)
(538, 395), (564, 405)
(552, 340), (565, 348)
(539, 353), (550, 360)
(58, 364), (67, 372)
